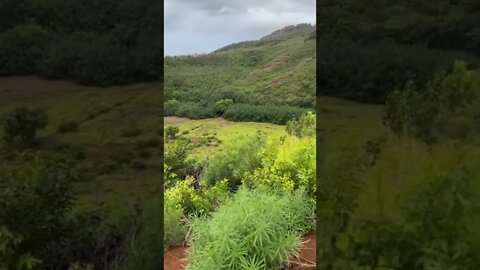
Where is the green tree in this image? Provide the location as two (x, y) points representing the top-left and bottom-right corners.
(1, 107), (48, 146)
(214, 99), (234, 115)
(384, 60), (478, 143)
(165, 126), (179, 140)
(286, 111), (316, 138)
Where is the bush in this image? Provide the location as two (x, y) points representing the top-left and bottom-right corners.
(58, 121), (79, 133)
(165, 140), (196, 180)
(1, 106), (48, 146)
(187, 189), (315, 270)
(164, 99), (181, 116)
(163, 199), (186, 252)
(214, 99), (234, 115)
(286, 111), (316, 138)
(203, 134), (265, 188)
(384, 60), (479, 143)
(0, 153), (118, 269)
(244, 136), (316, 199)
(223, 103), (311, 124)
(165, 126), (179, 140)
(120, 198), (167, 270)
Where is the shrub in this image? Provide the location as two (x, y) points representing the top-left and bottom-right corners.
(165, 126), (179, 140)
(244, 136), (316, 199)
(120, 198), (167, 270)
(58, 121), (79, 133)
(163, 199), (186, 252)
(187, 189), (315, 270)
(203, 134), (265, 188)
(0, 153), (117, 269)
(165, 140), (195, 180)
(286, 111), (316, 138)
(1, 106), (48, 146)
(384, 60), (479, 143)
(164, 99), (181, 116)
(214, 99), (234, 115)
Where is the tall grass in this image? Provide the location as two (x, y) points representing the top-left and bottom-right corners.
(187, 189), (315, 270)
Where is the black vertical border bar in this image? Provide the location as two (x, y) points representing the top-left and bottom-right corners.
(159, 0), (165, 267)
(315, 0), (321, 265)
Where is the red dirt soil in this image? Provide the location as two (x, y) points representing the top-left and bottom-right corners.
(164, 245), (188, 270)
(163, 232), (316, 270)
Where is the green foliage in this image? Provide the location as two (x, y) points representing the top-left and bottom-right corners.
(165, 140), (196, 181)
(1, 106), (47, 146)
(165, 126), (179, 140)
(0, 152), (119, 269)
(214, 99), (234, 114)
(315, 0), (480, 103)
(120, 198), (164, 270)
(164, 177), (229, 215)
(203, 134), (265, 188)
(163, 198), (186, 252)
(0, 226), (41, 270)
(317, 37), (461, 103)
(0, 0), (162, 85)
(0, 24), (51, 75)
(384, 60), (479, 143)
(164, 99), (181, 116)
(286, 111), (316, 138)
(187, 189), (315, 270)
(318, 168), (480, 269)
(223, 103), (311, 125)
(244, 136), (316, 199)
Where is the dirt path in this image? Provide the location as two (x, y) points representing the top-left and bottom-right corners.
(163, 232), (316, 270)
(164, 246), (188, 270)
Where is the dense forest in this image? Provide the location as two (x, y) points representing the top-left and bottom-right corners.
(317, 0), (480, 102)
(0, 0), (162, 85)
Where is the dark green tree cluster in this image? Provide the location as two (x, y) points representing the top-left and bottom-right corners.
(384, 61), (480, 143)
(1, 106), (47, 146)
(0, 0), (162, 85)
(316, 0), (480, 103)
(223, 104), (311, 125)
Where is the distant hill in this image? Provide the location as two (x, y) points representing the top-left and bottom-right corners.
(164, 24), (316, 111)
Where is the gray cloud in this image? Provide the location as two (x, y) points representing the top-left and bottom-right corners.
(165, 0), (316, 56)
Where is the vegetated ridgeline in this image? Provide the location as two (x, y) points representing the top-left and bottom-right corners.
(164, 24), (316, 124)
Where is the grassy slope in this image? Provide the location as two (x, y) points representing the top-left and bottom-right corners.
(164, 24), (316, 107)
(164, 116), (285, 158)
(0, 76), (162, 221)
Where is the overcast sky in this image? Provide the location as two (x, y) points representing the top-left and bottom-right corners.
(164, 0), (316, 56)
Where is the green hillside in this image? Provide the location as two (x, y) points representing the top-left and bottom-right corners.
(164, 23), (316, 122)
(0, 76), (162, 221)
